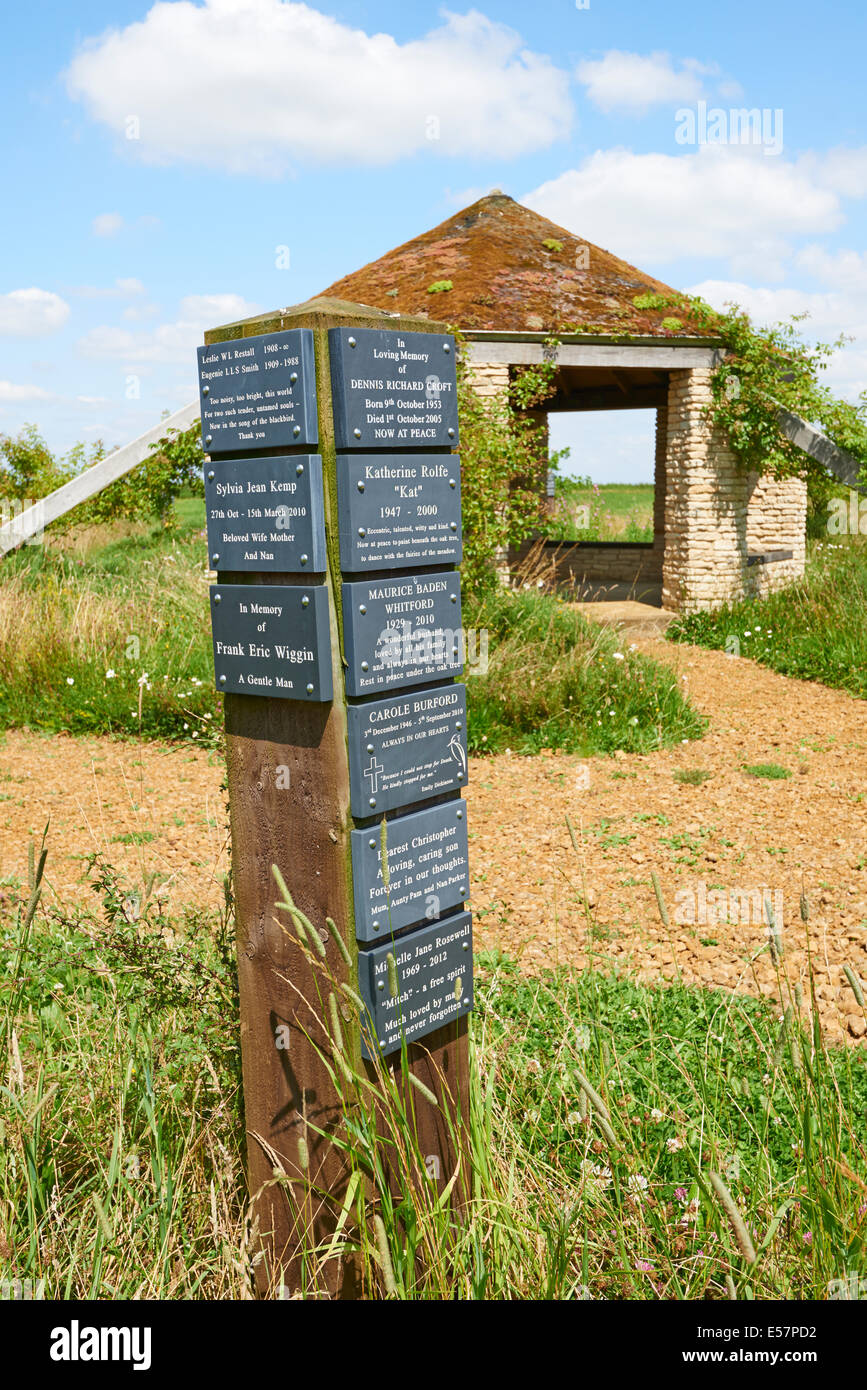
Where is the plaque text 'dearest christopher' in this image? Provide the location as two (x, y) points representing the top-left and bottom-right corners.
(350, 800), (470, 942)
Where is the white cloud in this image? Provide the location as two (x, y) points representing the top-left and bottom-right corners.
(69, 278), (146, 300)
(686, 277), (867, 399)
(0, 380), (53, 401)
(77, 292), (261, 365)
(576, 50), (709, 114)
(0, 289), (71, 337)
(66, 2), (571, 174)
(92, 212), (124, 237)
(524, 145), (846, 272)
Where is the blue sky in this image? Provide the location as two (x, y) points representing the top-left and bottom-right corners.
(2, 0), (866, 480)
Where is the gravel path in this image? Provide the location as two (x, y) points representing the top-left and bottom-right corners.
(2, 638), (865, 1043)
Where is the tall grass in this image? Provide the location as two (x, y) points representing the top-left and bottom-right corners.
(668, 538), (867, 698)
(0, 510), (704, 755)
(2, 838), (864, 1300)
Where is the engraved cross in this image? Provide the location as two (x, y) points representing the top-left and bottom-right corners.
(364, 757), (384, 792)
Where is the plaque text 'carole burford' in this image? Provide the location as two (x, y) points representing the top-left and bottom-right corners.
(198, 329), (318, 453)
(205, 455), (327, 572)
(346, 682), (467, 818)
(209, 583), (332, 700)
(329, 327), (459, 450)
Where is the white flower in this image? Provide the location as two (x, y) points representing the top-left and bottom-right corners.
(666, 1137), (683, 1153)
(627, 1174), (649, 1195)
(612, 652), (625, 661)
(66, 677), (74, 685)
(629, 716), (639, 726)
(105, 669), (116, 680)
(744, 631), (752, 637)
(650, 1108), (664, 1122)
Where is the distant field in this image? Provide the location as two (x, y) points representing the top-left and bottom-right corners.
(553, 480), (654, 541)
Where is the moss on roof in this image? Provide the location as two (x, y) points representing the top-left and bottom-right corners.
(318, 192), (702, 338)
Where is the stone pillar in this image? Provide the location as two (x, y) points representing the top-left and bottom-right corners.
(652, 402), (668, 565)
(662, 368), (751, 612)
(745, 472), (807, 595)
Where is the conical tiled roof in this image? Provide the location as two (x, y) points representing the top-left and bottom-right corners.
(318, 192), (698, 337)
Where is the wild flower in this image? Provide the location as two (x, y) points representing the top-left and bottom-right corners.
(627, 1174), (649, 1196)
(105, 669), (116, 679)
(66, 677), (74, 685)
(666, 1137), (684, 1153)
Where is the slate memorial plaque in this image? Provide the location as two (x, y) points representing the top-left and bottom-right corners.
(358, 910), (473, 1058)
(197, 329), (318, 454)
(342, 571), (463, 696)
(351, 801), (470, 942)
(336, 453), (462, 571)
(346, 682), (467, 817)
(329, 327), (459, 450)
(209, 582), (332, 700)
(205, 455), (327, 572)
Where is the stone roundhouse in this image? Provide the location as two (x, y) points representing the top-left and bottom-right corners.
(319, 192), (806, 612)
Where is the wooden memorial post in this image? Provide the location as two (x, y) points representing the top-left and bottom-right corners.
(199, 297), (472, 1297)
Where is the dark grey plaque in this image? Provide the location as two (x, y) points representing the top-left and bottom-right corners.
(209, 583), (332, 700)
(342, 571), (462, 697)
(351, 801), (469, 942)
(358, 911), (473, 1058)
(205, 455), (326, 572)
(346, 683), (467, 817)
(197, 329), (317, 453)
(329, 328), (458, 450)
(337, 454), (462, 572)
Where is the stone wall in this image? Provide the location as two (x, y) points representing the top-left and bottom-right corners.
(745, 471), (808, 597)
(466, 362), (510, 399)
(512, 540), (661, 596)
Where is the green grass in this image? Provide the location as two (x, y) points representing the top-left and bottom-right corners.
(553, 480), (654, 542)
(0, 505), (704, 757)
(667, 538), (867, 698)
(2, 841), (865, 1299)
(464, 585), (705, 755)
(743, 763), (792, 780)
(674, 768), (713, 786)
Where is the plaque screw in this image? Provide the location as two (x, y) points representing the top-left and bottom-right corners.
(456, 809), (463, 819)
(361, 662), (369, 672)
(212, 553), (220, 563)
(377, 981), (385, 991)
(205, 435), (213, 445)
(301, 595), (310, 607)
(214, 593), (222, 603)
(202, 385), (210, 395)
(300, 555), (308, 565)
(443, 343), (451, 352)
(456, 721), (462, 730)
(462, 942), (469, 951)
(207, 470), (215, 481)
(449, 479), (456, 489)
(353, 428), (362, 439)
(368, 839), (376, 848)
(447, 428), (455, 438)
(369, 797), (376, 808)
(290, 372), (298, 384)
(306, 683), (314, 695)
(348, 337), (357, 347)
(372, 922), (380, 932)
(357, 481), (365, 492)
(358, 528), (366, 538)
(218, 675), (226, 684)
(366, 743), (374, 753)
(359, 604), (367, 614)
(450, 592), (457, 602)
(450, 522), (458, 532)
(296, 463), (304, 475)
(293, 425), (301, 436)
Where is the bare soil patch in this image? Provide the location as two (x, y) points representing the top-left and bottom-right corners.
(1, 639), (864, 1043)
